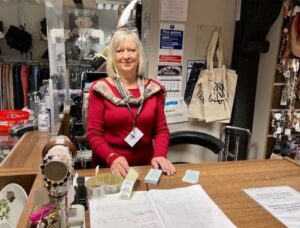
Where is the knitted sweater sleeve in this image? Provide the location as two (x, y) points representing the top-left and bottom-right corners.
(86, 85), (120, 166)
(152, 86), (170, 158)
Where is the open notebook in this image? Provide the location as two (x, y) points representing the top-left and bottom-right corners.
(89, 185), (236, 228)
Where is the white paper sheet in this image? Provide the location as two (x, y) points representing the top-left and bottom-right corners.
(89, 185), (236, 228)
(149, 185), (236, 228)
(244, 186), (300, 227)
(160, 0), (188, 21)
(89, 191), (164, 228)
(164, 97), (188, 124)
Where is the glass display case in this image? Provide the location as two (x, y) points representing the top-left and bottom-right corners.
(43, 0), (139, 133)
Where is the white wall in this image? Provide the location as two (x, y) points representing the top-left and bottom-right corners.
(143, 0), (236, 162)
(143, 0), (282, 162)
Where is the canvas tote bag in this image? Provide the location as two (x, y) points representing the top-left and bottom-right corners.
(202, 29), (237, 122)
(188, 29), (237, 122)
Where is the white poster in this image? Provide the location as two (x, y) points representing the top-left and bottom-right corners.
(165, 97), (188, 124)
(158, 64), (182, 77)
(159, 23), (184, 63)
(160, 0), (189, 21)
(158, 76), (182, 98)
(157, 64), (182, 98)
(244, 186), (300, 227)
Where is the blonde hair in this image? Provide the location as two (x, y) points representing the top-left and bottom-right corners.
(106, 28), (146, 78)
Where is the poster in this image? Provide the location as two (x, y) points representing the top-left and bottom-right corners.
(159, 23), (184, 63)
(160, 0), (188, 21)
(158, 64), (182, 97)
(158, 65), (182, 77)
(165, 97), (188, 124)
(159, 77), (182, 98)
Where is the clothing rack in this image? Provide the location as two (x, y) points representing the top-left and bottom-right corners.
(0, 59), (93, 68)
(0, 58), (49, 65)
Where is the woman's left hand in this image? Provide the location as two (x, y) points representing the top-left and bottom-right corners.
(151, 157), (176, 175)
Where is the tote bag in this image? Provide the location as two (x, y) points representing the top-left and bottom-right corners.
(187, 70), (206, 121)
(202, 30), (237, 122)
(188, 29), (237, 122)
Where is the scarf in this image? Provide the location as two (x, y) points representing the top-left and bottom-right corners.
(93, 77), (163, 106)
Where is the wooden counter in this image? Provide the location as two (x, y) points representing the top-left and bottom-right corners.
(0, 131), (53, 170)
(0, 110), (68, 170)
(17, 158), (300, 228)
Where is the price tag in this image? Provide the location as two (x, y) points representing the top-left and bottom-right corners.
(276, 127), (282, 134)
(284, 128), (291, 136)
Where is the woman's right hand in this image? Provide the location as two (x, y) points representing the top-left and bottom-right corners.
(110, 156), (130, 178)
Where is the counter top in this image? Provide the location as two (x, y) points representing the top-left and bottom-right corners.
(0, 109), (69, 170)
(0, 130), (53, 170)
(17, 158), (300, 228)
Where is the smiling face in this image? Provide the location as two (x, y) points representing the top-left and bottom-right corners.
(115, 38), (139, 77)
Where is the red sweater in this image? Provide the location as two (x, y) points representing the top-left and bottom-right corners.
(87, 78), (170, 167)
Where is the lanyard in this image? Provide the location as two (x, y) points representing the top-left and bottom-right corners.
(114, 77), (145, 128)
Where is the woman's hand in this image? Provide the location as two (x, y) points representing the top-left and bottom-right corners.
(111, 156), (130, 178)
(151, 157), (176, 175)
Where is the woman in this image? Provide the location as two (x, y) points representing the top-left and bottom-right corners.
(87, 28), (176, 177)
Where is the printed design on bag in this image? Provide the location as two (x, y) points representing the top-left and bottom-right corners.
(196, 86), (204, 104)
(209, 82), (225, 104)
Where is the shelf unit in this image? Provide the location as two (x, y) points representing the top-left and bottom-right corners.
(265, 0), (300, 159)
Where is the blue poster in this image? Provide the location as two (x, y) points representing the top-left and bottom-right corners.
(160, 25), (183, 50)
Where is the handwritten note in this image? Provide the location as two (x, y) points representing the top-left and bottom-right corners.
(244, 186), (300, 227)
(89, 191), (164, 228)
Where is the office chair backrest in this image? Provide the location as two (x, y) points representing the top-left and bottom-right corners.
(220, 126), (252, 161)
(169, 131), (225, 162)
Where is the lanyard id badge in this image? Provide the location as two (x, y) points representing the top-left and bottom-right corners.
(124, 127), (144, 147)
(114, 77), (145, 147)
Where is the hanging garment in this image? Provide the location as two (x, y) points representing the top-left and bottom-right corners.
(20, 64), (30, 107)
(2, 64), (9, 110)
(4, 64), (12, 110)
(8, 64), (14, 109)
(39, 66), (50, 86)
(0, 64), (3, 110)
(30, 66), (40, 92)
(5, 64), (12, 109)
(13, 64), (24, 109)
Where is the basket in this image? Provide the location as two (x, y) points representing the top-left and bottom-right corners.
(0, 110), (30, 132)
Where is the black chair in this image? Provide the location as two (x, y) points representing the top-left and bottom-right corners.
(220, 126), (252, 161)
(169, 131), (225, 162)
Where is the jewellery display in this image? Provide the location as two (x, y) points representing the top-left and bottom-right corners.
(270, 0), (300, 160)
(39, 135), (85, 227)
